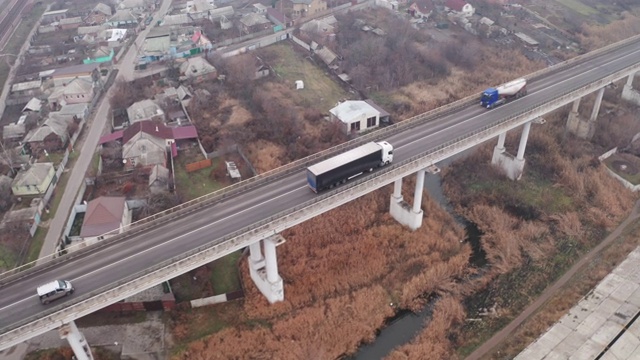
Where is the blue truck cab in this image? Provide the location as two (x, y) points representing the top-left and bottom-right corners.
(480, 88), (499, 108)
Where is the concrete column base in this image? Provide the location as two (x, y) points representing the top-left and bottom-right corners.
(389, 195), (423, 231)
(249, 261), (284, 304)
(492, 148), (526, 181)
(566, 113), (596, 140)
(622, 84), (640, 106)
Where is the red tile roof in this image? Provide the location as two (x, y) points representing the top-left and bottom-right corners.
(446, 0), (467, 11)
(122, 120), (174, 144)
(172, 125), (198, 140)
(98, 130), (124, 145)
(80, 196), (125, 237)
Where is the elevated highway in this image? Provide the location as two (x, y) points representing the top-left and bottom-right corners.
(2, 35), (640, 350)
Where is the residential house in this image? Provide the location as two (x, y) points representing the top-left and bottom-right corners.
(84, 3), (112, 25)
(167, 108), (188, 126)
(187, 0), (215, 20)
(266, 8), (289, 29)
(79, 196), (131, 241)
(11, 162), (55, 196)
(300, 16), (336, 40)
(25, 114), (75, 153)
(313, 45), (338, 66)
(10, 80), (42, 97)
(3, 124), (26, 144)
(42, 9), (68, 24)
(445, 0), (474, 17)
(47, 77), (95, 110)
(172, 124), (198, 150)
(122, 121), (174, 168)
(118, 0), (148, 14)
(77, 25), (107, 44)
(127, 99), (165, 124)
(22, 98), (43, 113)
(162, 14), (195, 27)
(179, 56), (217, 83)
(289, 0), (327, 18)
(57, 103), (90, 121)
(208, 6), (235, 21)
(515, 32), (540, 48)
(176, 85), (193, 105)
(141, 26), (213, 64)
(59, 17), (83, 30)
(142, 26), (171, 63)
(253, 3), (267, 13)
(408, 0), (434, 18)
(255, 61), (270, 80)
(107, 9), (138, 28)
(83, 46), (115, 64)
(329, 99), (390, 134)
(48, 63), (101, 87)
(148, 164), (170, 192)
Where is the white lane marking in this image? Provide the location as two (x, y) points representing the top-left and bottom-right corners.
(73, 185), (303, 281)
(0, 297), (31, 312)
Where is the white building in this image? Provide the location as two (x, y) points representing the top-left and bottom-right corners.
(329, 100), (389, 134)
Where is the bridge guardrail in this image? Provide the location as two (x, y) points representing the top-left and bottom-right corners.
(3, 54), (640, 340)
(525, 33), (640, 83)
(2, 34), (640, 284)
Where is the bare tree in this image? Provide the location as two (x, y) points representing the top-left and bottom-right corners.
(100, 142), (124, 172)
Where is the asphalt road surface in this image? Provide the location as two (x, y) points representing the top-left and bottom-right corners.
(3, 33), (640, 335)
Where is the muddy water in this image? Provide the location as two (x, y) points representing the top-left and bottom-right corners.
(348, 149), (485, 359)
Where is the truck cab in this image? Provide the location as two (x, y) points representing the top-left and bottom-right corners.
(480, 88), (499, 108)
(377, 141), (394, 165)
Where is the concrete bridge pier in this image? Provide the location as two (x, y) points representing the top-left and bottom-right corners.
(59, 321), (93, 360)
(492, 119), (542, 180)
(566, 87), (605, 139)
(248, 235), (284, 303)
(390, 169), (427, 231)
(622, 71), (640, 105)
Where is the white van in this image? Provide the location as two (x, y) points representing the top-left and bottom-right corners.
(37, 280), (74, 304)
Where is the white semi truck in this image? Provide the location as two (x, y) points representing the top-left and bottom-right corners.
(306, 141), (394, 193)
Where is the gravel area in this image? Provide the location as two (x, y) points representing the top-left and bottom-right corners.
(19, 312), (167, 359)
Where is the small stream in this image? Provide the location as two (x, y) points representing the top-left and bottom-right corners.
(348, 149), (486, 360)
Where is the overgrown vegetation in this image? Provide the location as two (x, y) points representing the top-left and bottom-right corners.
(171, 186), (470, 359)
(170, 20), (640, 358)
(435, 110), (636, 358)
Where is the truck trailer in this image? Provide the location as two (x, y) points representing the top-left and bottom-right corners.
(306, 141), (394, 193)
(480, 78), (527, 109)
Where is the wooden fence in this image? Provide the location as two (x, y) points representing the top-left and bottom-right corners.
(185, 158), (212, 172)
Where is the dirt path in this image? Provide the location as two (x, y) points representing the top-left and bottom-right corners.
(465, 199), (640, 360)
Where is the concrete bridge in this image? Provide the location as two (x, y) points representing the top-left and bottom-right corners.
(3, 34), (640, 360)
